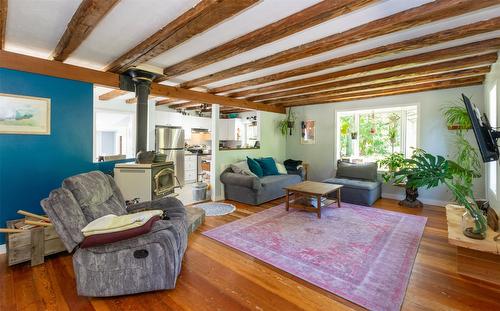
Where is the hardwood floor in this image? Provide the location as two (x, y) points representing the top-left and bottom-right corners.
(1, 198), (499, 310)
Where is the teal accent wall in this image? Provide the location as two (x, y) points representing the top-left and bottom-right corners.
(0, 68), (129, 244)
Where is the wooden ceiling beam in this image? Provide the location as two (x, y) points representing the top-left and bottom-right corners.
(264, 67), (490, 105)
(0, 50), (284, 114)
(52, 0), (119, 62)
(125, 96), (156, 104)
(166, 102), (201, 109)
(228, 36), (500, 98)
(248, 53), (498, 101)
(98, 89), (128, 100)
(180, 0), (500, 88)
(104, 0), (258, 73)
(0, 0), (7, 50)
(162, 0), (377, 77)
(283, 76), (485, 107)
(215, 17), (500, 95)
(155, 98), (180, 106)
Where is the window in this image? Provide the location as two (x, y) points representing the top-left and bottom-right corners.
(488, 84), (497, 195)
(94, 109), (135, 161)
(337, 105), (418, 164)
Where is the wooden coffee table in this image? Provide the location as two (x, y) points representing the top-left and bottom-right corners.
(284, 181), (343, 218)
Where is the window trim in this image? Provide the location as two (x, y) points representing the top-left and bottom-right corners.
(333, 102), (421, 169)
(93, 108), (137, 163)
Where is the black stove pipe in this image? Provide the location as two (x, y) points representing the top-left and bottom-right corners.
(135, 79), (151, 153)
(120, 69), (159, 155)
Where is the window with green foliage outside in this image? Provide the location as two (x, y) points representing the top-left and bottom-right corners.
(337, 106), (418, 164)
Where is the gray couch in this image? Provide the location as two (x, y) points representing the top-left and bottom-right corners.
(323, 161), (381, 206)
(41, 171), (188, 297)
(220, 167), (304, 205)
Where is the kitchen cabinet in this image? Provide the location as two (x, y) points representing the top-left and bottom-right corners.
(185, 154), (198, 183)
(219, 118), (243, 141)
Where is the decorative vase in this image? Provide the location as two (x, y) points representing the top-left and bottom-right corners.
(461, 210), (487, 240)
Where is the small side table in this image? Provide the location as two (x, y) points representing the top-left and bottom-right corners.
(445, 204), (500, 286)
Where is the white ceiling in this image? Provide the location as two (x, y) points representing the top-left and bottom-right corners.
(4, 0), (500, 96)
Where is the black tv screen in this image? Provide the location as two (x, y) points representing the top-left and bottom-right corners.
(462, 94), (499, 162)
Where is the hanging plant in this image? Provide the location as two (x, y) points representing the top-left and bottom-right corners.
(278, 108), (297, 136)
(442, 104), (472, 130)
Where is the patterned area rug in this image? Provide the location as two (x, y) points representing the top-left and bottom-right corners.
(194, 202), (236, 216)
(203, 202), (427, 311)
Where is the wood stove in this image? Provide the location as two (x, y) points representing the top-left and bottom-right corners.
(114, 161), (175, 202)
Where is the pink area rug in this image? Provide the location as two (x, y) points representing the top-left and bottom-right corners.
(203, 202), (427, 311)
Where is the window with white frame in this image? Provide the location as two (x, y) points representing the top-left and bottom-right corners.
(94, 109), (135, 161)
(488, 84), (497, 195)
(337, 105), (418, 164)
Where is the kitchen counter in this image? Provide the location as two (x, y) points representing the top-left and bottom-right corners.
(219, 147), (260, 151)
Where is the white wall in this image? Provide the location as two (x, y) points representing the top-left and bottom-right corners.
(484, 54), (500, 214)
(286, 85), (485, 206)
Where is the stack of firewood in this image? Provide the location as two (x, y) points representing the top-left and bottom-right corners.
(0, 210), (52, 233)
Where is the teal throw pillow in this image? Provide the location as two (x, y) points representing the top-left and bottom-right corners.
(247, 157), (264, 178)
(255, 157), (279, 176)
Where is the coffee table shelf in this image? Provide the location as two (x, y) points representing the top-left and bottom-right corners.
(284, 181), (343, 218)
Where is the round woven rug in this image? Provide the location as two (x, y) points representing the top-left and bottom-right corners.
(194, 202), (236, 216)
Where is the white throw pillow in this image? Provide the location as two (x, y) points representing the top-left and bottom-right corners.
(276, 162), (288, 174)
(231, 161), (258, 177)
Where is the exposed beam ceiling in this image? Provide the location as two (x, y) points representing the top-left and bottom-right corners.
(104, 0), (258, 73)
(52, 0), (119, 62)
(162, 0), (377, 77)
(248, 53), (497, 101)
(283, 76), (485, 107)
(180, 0), (500, 89)
(0, 50), (284, 113)
(229, 37), (500, 98)
(0, 0), (6, 50)
(264, 67), (490, 105)
(98, 89), (128, 101)
(214, 17), (500, 95)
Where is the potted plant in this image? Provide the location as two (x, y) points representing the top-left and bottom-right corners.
(378, 149), (425, 208)
(441, 96), (481, 200)
(442, 105), (472, 130)
(394, 151), (487, 239)
(278, 108), (296, 136)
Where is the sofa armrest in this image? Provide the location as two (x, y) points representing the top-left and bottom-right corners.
(287, 166), (305, 181)
(126, 196), (185, 214)
(220, 172), (261, 191)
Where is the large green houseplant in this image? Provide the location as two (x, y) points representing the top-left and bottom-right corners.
(394, 152), (487, 239)
(441, 98), (482, 200)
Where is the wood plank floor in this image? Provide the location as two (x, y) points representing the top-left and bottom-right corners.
(1, 198), (499, 310)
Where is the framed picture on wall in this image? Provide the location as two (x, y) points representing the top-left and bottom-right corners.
(301, 120), (315, 144)
(0, 93), (51, 135)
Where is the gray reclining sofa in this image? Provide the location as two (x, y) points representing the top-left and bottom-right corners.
(323, 161), (381, 206)
(41, 171), (188, 297)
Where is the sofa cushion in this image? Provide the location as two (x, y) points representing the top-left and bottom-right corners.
(62, 171), (127, 222)
(247, 157), (264, 177)
(336, 161), (378, 181)
(324, 177), (380, 191)
(255, 157), (279, 176)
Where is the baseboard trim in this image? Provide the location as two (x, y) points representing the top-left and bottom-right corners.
(382, 193), (450, 207)
(0, 244), (5, 254)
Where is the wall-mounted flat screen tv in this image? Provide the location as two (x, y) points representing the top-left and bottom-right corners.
(463, 94), (499, 162)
